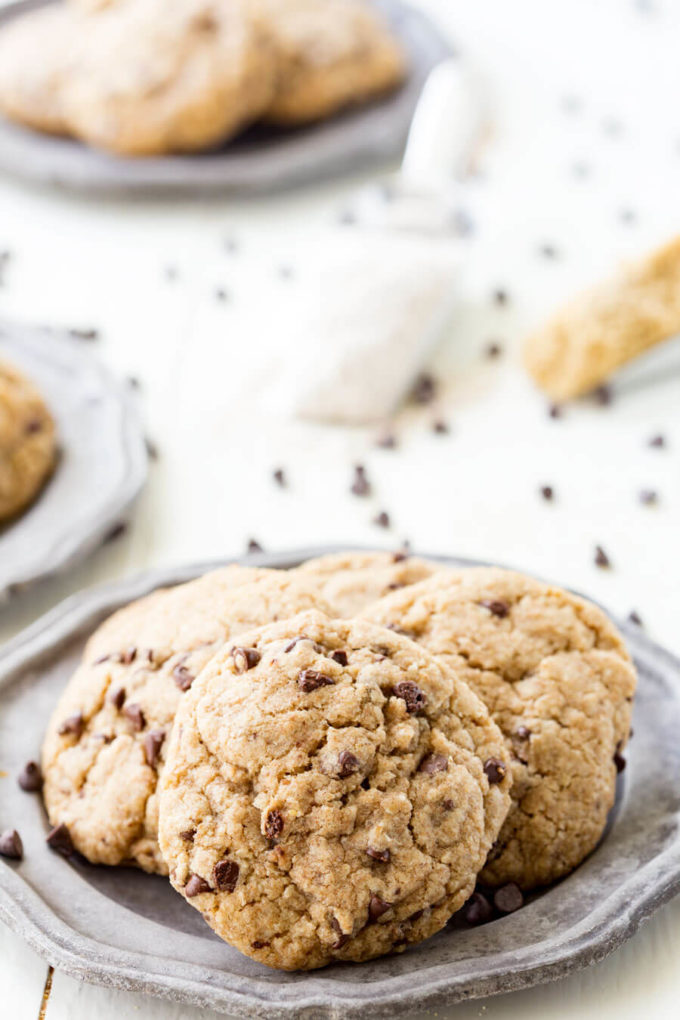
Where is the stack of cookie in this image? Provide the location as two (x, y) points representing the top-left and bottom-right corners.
(39, 551), (636, 971)
(0, 0), (407, 156)
(0, 360), (56, 523)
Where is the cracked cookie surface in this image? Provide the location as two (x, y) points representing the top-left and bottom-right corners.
(360, 568), (637, 890)
(42, 566), (331, 874)
(158, 610), (512, 970)
(0, 360), (56, 523)
(296, 550), (439, 617)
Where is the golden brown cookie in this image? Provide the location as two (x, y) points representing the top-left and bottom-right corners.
(296, 550), (439, 617)
(0, 360), (56, 522)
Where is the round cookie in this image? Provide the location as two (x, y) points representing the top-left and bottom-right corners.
(296, 550), (439, 617)
(0, 360), (56, 522)
(359, 567), (637, 890)
(42, 566), (331, 874)
(158, 610), (512, 970)
(260, 0), (406, 125)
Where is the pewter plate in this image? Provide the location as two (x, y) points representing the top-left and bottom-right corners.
(0, 548), (679, 1019)
(0, 321), (147, 599)
(0, 0), (451, 197)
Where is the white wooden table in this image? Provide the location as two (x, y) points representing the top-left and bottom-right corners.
(2, 0), (680, 1017)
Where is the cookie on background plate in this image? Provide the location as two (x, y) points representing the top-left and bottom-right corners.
(42, 566), (332, 874)
(296, 550), (440, 616)
(360, 567), (637, 890)
(0, 359), (57, 522)
(158, 610), (512, 971)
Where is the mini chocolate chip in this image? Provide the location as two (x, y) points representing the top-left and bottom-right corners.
(464, 891), (494, 926)
(515, 725), (531, 740)
(337, 751), (360, 778)
(350, 464), (371, 497)
(69, 328), (99, 342)
(442, 798), (455, 811)
(185, 874), (211, 897)
(628, 610), (643, 627)
(247, 539), (263, 553)
(392, 681), (426, 714)
(18, 761), (43, 792)
(231, 647), (261, 674)
(366, 846), (390, 863)
(494, 882), (524, 913)
(265, 809), (284, 841)
(593, 384), (612, 406)
(144, 730), (165, 768)
(485, 341), (503, 359)
(375, 430), (397, 449)
(373, 511), (391, 528)
(298, 669), (334, 693)
(594, 545), (611, 568)
(432, 418), (449, 434)
(145, 437), (159, 461)
(484, 758), (507, 784)
(46, 823), (74, 856)
(539, 243), (558, 259)
(493, 288), (508, 306)
(251, 940), (269, 949)
(214, 287), (229, 302)
(418, 753), (449, 774)
(119, 646), (137, 665)
(639, 489), (658, 506)
(109, 686), (125, 710)
(173, 658), (194, 691)
(123, 703), (145, 731)
(104, 522), (127, 543)
(331, 916), (350, 949)
(213, 859), (239, 892)
(648, 434), (666, 448)
(272, 467), (286, 487)
(283, 635), (323, 654)
(548, 402), (562, 419)
(614, 751), (626, 773)
(0, 829), (23, 860)
(540, 485), (554, 501)
(180, 829), (196, 843)
(480, 599), (509, 618)
(25, 418), (43, 434)
(330, 649), (348, 666)
(392, 541), (411, 562)
(410, 372), (437, 404)
(368, 894), (391, 922)
(58, 713), (84, 738)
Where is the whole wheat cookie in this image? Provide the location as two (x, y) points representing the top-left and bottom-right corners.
(360, 568), (637, 890)
(260, 0), (406, 125)
(158, 610), (512, 970)
(0, 360), (56, 523)
(296, 550), (439, 617)
(42, 566), (331, 874)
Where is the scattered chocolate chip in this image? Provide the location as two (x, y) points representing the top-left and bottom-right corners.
(298, 669), (334, 693)
(213, 859), (239, 892)
(173, 663), (194, 692)
(214, 287), (229, 302)
(337, 751), (360, 778)
(493, 288), (508, 306)
(594, 545), (611, 568)
(144, 730), (165, 768)
(247, 539), (263, 553)
(375, 430), (397, 449)
(432, 418), (449, 434)
(331, 916), (350, 949)
(17, 761), (43, 792)
(368, 894), (391, 922)
(69, 328), (99, 342)
(484, 341), (503, 359)
(648, 433), (666, 448)
(272, 467), (286, 487)
(104, 522), (128, 544)
(145, 437), (159, 461)
(330, 650), (348, 666)
(180, 829), (195, 843)
(418, 753), (448, 774)
(0, 829), (23, 860)
(639, 489), (658, 506)
(350, 464), (371, 497)
(278, 265), (293, 280)
(127, 375), (141, 390)
(539, 243), (558, 259)
(463, 891), (493, 926)
(540, 485), (554, 501)
(484, 758), (507, 784)
(108, 686), (126, 710)
(548, 402), (562, 419)
(392, 680), (426, 714)
(366, 846), (391, 863)
(628, 610), (643, 627)
(410, 372), (437, 405)
(265, 809), (284, 841)
(493, 882), (524, 913)
(614, 751), (626, 773)
(185, 874), (211, 897)
(515, 725), (531, 740)
(480, 599), (509, 618)
(123, 703), (145, 731)
(593, 384), (612, 406)
(373, 511), (390, 528)
(46, 823), (74, 856)
(58, 713), (84, 738)
(231, 647), (261, 674)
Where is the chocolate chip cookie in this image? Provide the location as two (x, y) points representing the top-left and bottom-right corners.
(158, 610), (512, 970)
(360, 568), (637, 890)
(42, 566), (331, 874)
(297, 550), (439, 617)
(0, 360), (56, 523)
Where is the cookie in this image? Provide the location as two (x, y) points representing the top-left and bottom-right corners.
(524, 235), (680, 400)
(360, 568), (637, 889)
(261, 0), (406, 125)
(0, 360), (56, 523)
(42, 566), (331, 874)
(297, 550), (439, 617)
(158, 610), (512, 970)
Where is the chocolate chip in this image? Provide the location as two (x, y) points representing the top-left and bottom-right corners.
(283, 635), (322, 654)
(480, 599), (509, 618)
(127, 375), (141, 390)
(231, 646), (261, 674)
(494, 882), (524, 913)
(366, 846), (390, 863)
(251, 940), (269, 949)
(331, 916), (350, 949)
(392, 681), (426, 714)
(350, 464), (371, 497)
(648, 433), (666, 448)
(265, 810), (284, 841)
(172, 659), (194, 691)
(410, 372), (437, 404)
(272, 467), (286, 487)
(104, 522), (127, 544)
(432, 418), (449, 434)
(119, 646), (137, 665)
(485, 341), (503, 359)
(594, 545), (611, 568)
(418, 753), (448, 774)
(337, 751), (360, 778)
(614, 751), (626, 773)
(213, 859), (239, 892)
(25, 418), (43, 434)
(184, 874), (211, 897)
(373, 510), (391, 528)
(18, 761), (43, 792)
(548, 402), (562, 419)
(247, 539), (263, 553)
(180, 829), (195, 843)
(145, 437), (159, 461)
(0, 829), (23, 860)
(46, 823), (74, 856)
(442, 798), (455, 811)
(58, 713), (84, 738)
(593, 384), (612, 406)
(484, 758), (507, 784)
(368, 894), (391, 922)
(69, 328), (99, 342)
(298, 669), (334, 693)
(123, 703), (145, 731)
(375, 430), (397, 449)
(463, 891), (493, 925)
(493, 288), (508, 306)
(330, 649), (348, 666)
(144, 730), (165, 768)
(539, 243), (558, 259)
(540, 485), (554, 501)
(515, 725), (531, 740)
(214, 287), (229, 302)
(628, 610), (643, 627)
(639, 489), (658, 506)
(108, 686), (125, 710)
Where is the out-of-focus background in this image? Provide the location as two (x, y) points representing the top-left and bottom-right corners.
(1, 0), (679, 1017)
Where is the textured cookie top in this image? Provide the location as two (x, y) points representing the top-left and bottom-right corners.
(159, 610), (512, 970)
(42, 567), (331, 874)
(0, 359), (56, 522)
(360, 567), (637, 889)
(296, 550), (439, 617)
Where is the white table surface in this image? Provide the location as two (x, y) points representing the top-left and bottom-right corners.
(1, 0), (680, 1017)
